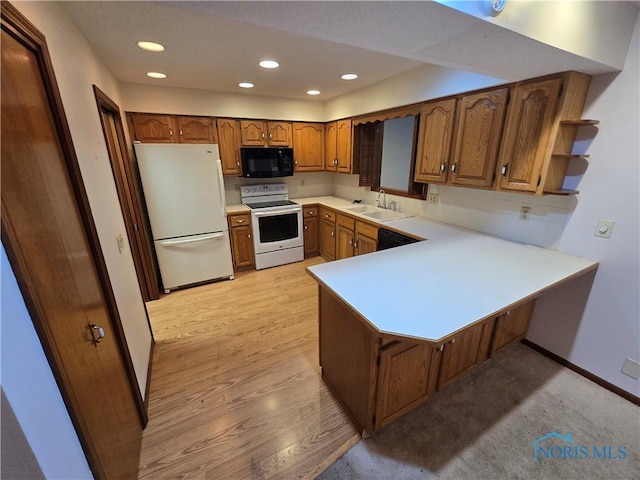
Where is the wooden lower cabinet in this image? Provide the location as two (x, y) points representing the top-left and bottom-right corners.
(375, 341), (441, 429)
(437, 317), (496, 390)
(336, 213), (378, 260)
(228, 213), (255, 270)
(490, 300), (536, 356)
(319, 284), (538, 436)
(303, 206), (319, 257)
(319, 207), (336, 260)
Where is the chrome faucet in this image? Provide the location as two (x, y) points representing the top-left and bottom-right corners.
(376, 190), (387, 209)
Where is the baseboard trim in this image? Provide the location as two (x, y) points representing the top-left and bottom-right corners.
(521, 339), (640, 407)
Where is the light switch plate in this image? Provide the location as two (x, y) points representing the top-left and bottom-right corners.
(622, 358), (640, 380)
(595, 219), (615, 238)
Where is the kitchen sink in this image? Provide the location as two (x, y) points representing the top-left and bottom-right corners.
(362, 209), (411, 221)
(346, 205), (376, 213)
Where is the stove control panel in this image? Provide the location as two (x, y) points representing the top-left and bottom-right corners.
(241, 183), (288, 199)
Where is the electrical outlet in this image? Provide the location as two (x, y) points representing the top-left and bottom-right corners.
(520, 206), (531, 221)
(595, 219), (615, 238)
(427, 193), (439, 205)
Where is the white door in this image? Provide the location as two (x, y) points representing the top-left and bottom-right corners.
(154, 231), (234, 290)
(135, 144), (228, 239)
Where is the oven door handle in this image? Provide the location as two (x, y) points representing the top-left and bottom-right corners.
(253, 208), (301, 218)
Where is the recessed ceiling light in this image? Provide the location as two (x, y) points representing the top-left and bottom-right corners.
(307, 90), (321, 96)
(341, 73), (358, 80)
(146, 72), (167, 79)
(137, 41), (165, 52)
(239, 82), (255, 89)
(259, 60), (279, 69)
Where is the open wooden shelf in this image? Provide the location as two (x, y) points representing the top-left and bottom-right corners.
(551, 153), (590, 160)
(543, 188), (580, 196)
(560, 119), (599, 126)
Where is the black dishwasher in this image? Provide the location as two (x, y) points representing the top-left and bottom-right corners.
(376, 228), (419, 251)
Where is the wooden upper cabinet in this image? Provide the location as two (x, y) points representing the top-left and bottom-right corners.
(216, 118), (242, 175)
(496, 78), (562, 193)
(336, 119), (354, 173)
(449, 88), (508, 189)
(292, 122), (324, 171)
(129, 113), (176, 143)
(176, 116), (217, 144)
(267, 121), (292, 146)
(240, 120), (292, 146)
(324, 122), (338, 171)
(240, 120), (266, 146)
(414, 98), (457, 184)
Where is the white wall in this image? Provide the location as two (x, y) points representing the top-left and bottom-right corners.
(1, 247), (94, 479)
(527, 14), (640, 395)
(13, 1), (152, 397)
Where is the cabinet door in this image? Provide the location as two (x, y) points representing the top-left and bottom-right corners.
(437, 317), (496, 390)
(336, 119), (353, 173)
(490, 300), (535, 356)
(414, 98), (457, 184)
(336, 224), (355, 260)
(449, 88), (508, 188)
(129, 113), (175, 143)
(216, 118), (241, 175)
(355, 233), (377, 256)
(375, 342), (441, 429)
(320, 219), (336, 260)
(324, 122), (337, 171)
(240, 120), (266, 146)
(497, 78), (562, 193)
(293, 122), (324, 171)
(230, 224), (255, 269)
(176, 116), (216, 144)
(267, 121), (292, 146)
(303, 217), (319, 257)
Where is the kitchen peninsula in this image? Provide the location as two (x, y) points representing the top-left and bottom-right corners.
(303, 198), (598, 436)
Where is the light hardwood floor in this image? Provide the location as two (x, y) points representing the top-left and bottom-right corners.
(138, 257), (359, 479)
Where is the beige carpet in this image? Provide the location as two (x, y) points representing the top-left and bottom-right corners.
(318, 344), (639, 480)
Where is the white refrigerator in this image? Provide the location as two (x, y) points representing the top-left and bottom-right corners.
(134, 143), (233, 292)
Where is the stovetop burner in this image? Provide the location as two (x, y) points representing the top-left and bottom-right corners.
(244, 199), (298, 210)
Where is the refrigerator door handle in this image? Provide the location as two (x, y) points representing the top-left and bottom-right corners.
(216, 159), (226, 218)
(159, 233), (224, 247)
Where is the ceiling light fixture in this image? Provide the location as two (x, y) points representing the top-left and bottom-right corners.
(137, 41), (165, 52)
(307, 90), (320, 96)
(259, 60), (279, 69)
(341, 73), (358, 80)
(146, 72), (167, 79)
(239, 82), (255, 88)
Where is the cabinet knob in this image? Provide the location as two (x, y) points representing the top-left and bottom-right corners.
(169, 129), (173, 137)
(304, 225), (308, 231)
(237, 219), (244, 223)
(501, 163), (509, 177)
(180, 129), (183, 137)
(262, 132), (265, 139)
(331, 231), (334, 237)
(451, 163), (457, 175)
(248, 234), (251, 239)
(308, 211), (315, 215)
(236, 161), (240, 167)
(440, 163), (447, 173)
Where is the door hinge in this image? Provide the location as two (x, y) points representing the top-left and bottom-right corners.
(558, 82), (564, 98)
(376, 355), (381, 367)
(537, 175), (542, 187)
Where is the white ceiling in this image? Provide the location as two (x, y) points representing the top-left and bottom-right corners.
(62, 1), (631, 102)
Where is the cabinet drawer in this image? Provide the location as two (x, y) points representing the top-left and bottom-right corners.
(303, 206), (318, 218)
(320, 208), (336, 222)
(356, 221), (378, 240)
(337, 213), (355, 230)
(229, 214), (251, 228)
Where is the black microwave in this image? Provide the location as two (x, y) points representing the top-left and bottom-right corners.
(240, 147), (294, 178)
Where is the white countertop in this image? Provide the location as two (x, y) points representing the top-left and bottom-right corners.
(302, 197), (598, 343)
